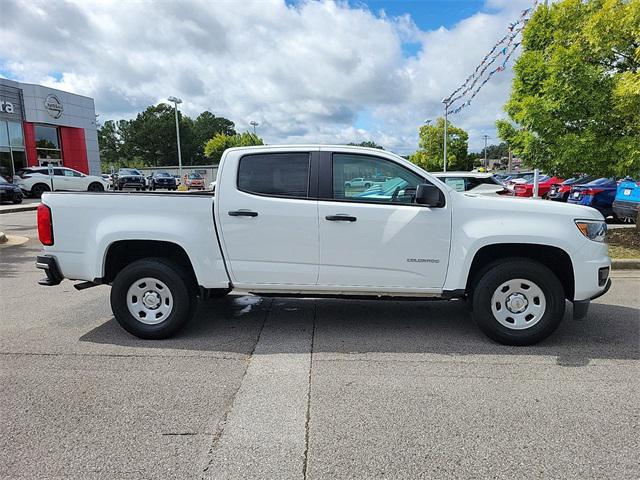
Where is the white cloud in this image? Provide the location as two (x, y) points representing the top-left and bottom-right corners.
(0, 0), (537, 152)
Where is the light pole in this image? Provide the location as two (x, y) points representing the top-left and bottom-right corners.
(168, 96), (183, 179)
(250, 121), (259, 135)
(442, 99), (449, 172)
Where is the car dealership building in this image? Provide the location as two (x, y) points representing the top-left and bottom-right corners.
(0, 78), (100, 179)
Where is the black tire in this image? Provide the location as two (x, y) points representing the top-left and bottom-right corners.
(345, 183), (351, 188)
(471, 258), (565, 346)
(364, 183), (371, 188)
(88, 182), (104, 192)
(110, 258), (197, 339)
(13, 198), (22, 204)
(30, 183), (50, 198)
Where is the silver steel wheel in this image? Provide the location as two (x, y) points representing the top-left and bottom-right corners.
(126, 277), (173, 325)
(490, 278), (546, 330)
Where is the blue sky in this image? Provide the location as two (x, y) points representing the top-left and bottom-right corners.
(1, 0), (536, 152)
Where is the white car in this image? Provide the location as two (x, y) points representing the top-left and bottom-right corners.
(15, 166), (109, 198)
(344, 177), (373, 188)
(36, 145), (610, 346)
(433, 172), (508, 196)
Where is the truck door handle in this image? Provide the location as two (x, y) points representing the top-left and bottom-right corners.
(325, 214), (357, 222)
(228, 210), (258, 217)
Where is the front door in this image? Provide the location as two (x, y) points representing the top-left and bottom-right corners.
(317, 152), (451, 292)
(217, 151), (319, 287)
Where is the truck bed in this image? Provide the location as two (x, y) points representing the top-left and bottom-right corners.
(40, 191), (229, 288)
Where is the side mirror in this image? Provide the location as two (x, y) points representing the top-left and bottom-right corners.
(415, 183), (444, 207)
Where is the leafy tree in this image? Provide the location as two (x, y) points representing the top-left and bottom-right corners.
(125, 103), (195, 167)
(500, 0), (640, 177)
(468, 142), (510, 162)
(347, 140), (385, 149)
(204, 132), (264, 163)
(410, 117), (470, 171)
(191, 111), (236, 164)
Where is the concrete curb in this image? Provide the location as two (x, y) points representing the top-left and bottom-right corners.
(0, 204), (39, 215)
(611, 259), (640, 270)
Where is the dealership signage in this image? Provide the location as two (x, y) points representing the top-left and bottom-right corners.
(0, 84), (24, 120)
(44, 94), (64, 119)
(0, 100), (15, 114)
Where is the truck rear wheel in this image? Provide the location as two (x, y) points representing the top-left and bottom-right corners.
(110, 258), (196, 339)
(471, 259), (565, 346)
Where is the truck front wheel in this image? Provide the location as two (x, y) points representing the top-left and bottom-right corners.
(110, 258), (196, 339)
(471, 259), (565, 346)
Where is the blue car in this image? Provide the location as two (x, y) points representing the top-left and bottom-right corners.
(613, 178), (639, 223)
(567, 177), (618, 218)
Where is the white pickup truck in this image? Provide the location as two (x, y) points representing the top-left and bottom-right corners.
(36, 145), (611, 345)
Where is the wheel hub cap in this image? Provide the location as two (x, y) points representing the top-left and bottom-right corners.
(142, 291), (161, 309)
(505, 293), (528, 313)
(490, 278), (547, 330)
(126, 277), (173, 325)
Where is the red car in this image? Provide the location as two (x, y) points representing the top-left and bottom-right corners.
(512, 176), (564, 197)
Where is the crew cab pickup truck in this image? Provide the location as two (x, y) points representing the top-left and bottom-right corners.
(36, 145), (611, 345)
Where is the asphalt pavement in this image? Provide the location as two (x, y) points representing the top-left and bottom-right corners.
(1, 210), (638, 479)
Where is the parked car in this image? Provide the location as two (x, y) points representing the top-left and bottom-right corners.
(433, 172), (509, 196)
(149, 171), (178, 190)
(612, 178), (639, 223)
(567, 178), (618, 218)
(547, 176), (595, 202)
(36, 145), (611, 346)
(0, 175), (23, 204)
(114, 168), (146, 191)
(183, 172), (205, 190)
(14, 166), (109, 198)
(512, 176), (564, 198)
(344, 177), (372, 188)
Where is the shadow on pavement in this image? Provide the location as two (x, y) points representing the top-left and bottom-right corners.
(79, 294), (640, 362)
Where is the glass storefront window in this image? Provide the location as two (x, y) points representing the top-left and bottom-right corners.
(12, 150), (26, 173)
(35, 125), (60, 149)
(0, 121), (8, 147)
(8, 122), (24, 147)
(35, 125), (62, 161)
(0, 149), (12, 180)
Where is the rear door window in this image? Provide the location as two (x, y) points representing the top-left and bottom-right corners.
(238, 153), (310, 198)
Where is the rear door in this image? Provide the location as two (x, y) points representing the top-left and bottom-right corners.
(216, 150), (319, 287)
(317, 151), (451, 292)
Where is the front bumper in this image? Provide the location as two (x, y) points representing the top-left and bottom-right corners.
(0, 188), (23, 202)
(573, 277), (611, 319)
(36, 255), (63, 286)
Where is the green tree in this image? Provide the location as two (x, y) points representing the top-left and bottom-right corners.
(410, 117), (469, 171)
(500, 0), (640, 177)
(204, 132), (264, 163)
(347, 140), (385, 149)
(123, 103), (192, 167)
(191, 111), (236, 164)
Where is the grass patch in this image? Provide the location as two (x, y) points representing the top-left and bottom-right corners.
(608, 228), (640, 259)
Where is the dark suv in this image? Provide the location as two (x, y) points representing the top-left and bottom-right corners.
(115, 168), (146, 191)
(149, 171), (177, 190)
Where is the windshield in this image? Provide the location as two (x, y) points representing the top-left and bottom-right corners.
(188, 173), (202, 179)
(120, 169), (141, 175)
(155, 172), (171, 177)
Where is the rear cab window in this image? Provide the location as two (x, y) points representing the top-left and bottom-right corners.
(238, 153), (310, 198)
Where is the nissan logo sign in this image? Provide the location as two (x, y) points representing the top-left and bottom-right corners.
(44, 94), (63, 119)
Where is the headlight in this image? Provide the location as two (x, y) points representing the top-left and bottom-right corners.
(575, 220), (607, 242)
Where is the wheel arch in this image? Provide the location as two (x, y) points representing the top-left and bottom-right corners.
(101, 240), (198, 287)
(465, 243), (575, 300)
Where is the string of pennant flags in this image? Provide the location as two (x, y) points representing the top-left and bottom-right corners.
(445, 0), (540, 116)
